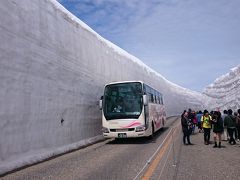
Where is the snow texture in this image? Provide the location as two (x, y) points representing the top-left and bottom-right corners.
(203, 65), (240, 111)
(0, 0), (203, 174)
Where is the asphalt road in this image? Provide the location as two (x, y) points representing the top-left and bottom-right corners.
(1, 116), (180, 180)
(5, 116), (238, 180)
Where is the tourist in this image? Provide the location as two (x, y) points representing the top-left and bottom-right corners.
(224, 109), (236, 145)
(196, 111), (203, 133)
(181, 110), (193, 145)
(212, 111), (224, 148)
(201, 110), (212, 145)
(222, 110), (229, 141)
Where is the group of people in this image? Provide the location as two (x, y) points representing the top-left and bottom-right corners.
(181, 108), (240, 148)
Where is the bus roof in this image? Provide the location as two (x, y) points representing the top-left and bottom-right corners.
(105, 81), (144, 86)
(104, 81), (162, 96)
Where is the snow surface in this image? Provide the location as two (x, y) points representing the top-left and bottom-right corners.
(0, 0), (204, 175)
(203, 65), (240, 111)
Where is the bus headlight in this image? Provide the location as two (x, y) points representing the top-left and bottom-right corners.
(135, 125), (146, 132)
(102, 127), (109, 133)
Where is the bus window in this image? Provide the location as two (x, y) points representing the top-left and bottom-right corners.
(157, 96), (160, 104)
(103, 82), (143, 120)
(147, 92), (151, 103)
(160, 96), (163, 105)
(150, 94), (154, 103)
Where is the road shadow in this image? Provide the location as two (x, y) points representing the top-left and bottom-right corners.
(106, 127), (169, 145)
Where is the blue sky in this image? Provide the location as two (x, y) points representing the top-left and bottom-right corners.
(57, 0), (240, 92)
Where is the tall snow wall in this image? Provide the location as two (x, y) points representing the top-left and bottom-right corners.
(203, 65), (240, 111)
(0, 0), (203, 174)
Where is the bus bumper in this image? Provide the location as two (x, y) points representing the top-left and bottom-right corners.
(103, 131), (149, 138)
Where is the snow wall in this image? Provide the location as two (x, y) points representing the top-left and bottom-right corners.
(0, 0), (203, 174)
(203, 65), (240, 111)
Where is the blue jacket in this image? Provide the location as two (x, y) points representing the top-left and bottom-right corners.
(196, 113), (203, 123)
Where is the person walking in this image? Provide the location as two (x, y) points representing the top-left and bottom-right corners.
(237, 109), (240, 142)
(234, 112), (240, 142)
(222, 110), (229, 141)
(187, 109), (194, 134)
(224, 109), (236, 145)
(192, 110), (197, 134)
(181, 110), (193, 145)
(212, 111), (224, 148)
(196, 111), (203, 133)
(201, 110), (212, 145)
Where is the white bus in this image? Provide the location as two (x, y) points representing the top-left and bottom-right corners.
(99, 81), (166, 138)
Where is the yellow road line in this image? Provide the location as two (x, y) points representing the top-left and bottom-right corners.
(141, 133), (172, 180)
(141, 122), (181, 180)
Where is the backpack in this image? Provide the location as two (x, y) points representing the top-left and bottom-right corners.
(202, 115), (212, 128)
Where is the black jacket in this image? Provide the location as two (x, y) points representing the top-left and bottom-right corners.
(212, 117), (224, 133)
(181, 116), (191, 132)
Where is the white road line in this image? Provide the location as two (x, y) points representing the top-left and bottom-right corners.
(133, 120), (181, 180)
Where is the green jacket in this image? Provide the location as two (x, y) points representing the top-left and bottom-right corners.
(224, 115), (236, 128)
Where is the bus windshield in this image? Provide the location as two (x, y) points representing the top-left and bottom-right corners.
(103, 82), (143, 120)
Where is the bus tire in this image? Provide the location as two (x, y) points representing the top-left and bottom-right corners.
(149, 122), (154, 139)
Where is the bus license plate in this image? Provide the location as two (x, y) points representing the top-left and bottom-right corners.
(118, 133), (127, 138)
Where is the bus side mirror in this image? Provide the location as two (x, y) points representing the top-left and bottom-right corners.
(143, 95), (148, 106)
(99, 96), (103, 110)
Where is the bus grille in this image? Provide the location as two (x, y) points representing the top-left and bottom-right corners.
(110, 128), (135, 132)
